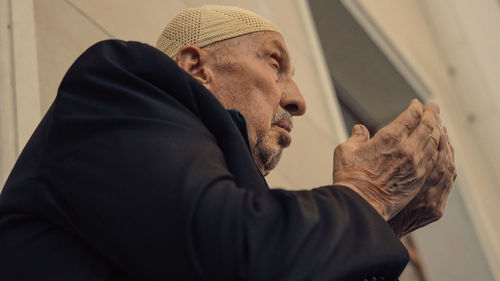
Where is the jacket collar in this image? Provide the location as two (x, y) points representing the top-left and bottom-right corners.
(226, 109), (251, 150)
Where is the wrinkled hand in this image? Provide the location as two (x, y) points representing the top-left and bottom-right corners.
(388, 126), (457, 237)
(333, 99), (441, 220)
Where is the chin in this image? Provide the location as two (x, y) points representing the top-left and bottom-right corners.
(254, 145), (283, 176)
(252, 131), (286, 176)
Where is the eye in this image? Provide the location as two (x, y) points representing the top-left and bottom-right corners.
(270, 56), (281, 73)
(272, 62), (280, 72)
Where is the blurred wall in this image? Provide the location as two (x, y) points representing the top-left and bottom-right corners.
(343, 0), (500, 279)
(2, 0), (499, 280)
(0, 0), (41, 186)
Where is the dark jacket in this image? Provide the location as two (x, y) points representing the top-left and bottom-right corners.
(0, 40), (408, 281)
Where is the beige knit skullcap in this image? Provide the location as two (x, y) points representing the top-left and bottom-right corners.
(156, 5), (280, 59)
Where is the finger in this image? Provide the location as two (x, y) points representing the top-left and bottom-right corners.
(437, 129), (449, 168)
(384, 98), (423, 137)
(432, 115), (442, 147)
(449, 141), (455, 161)
(444, 126), (455, 161)
(441, 130), (458, 181)
(423, 134), (440, 177)
(425, 130), (449, 185)
(407, 103), (440, 152)
(348, 124), (370, 143)
(434, 172), (454, 217)
(424, 121), (442, 168)
(406, 104), (440, 174)
(420, 114), (442, 158)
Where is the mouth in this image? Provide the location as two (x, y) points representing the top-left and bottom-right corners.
(275, 119), (293, 133)
(273, 119), (293, 147)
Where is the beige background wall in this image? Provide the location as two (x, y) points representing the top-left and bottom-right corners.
(343, 0), (500, 279)
(1, 0), (499, 280)
(0, 0), (41, 186)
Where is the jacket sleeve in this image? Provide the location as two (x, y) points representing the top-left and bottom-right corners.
(22, 40), (408, 281)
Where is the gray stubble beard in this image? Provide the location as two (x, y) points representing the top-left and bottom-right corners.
(252, 110), (292, 175)
(252, 131), (283, 176)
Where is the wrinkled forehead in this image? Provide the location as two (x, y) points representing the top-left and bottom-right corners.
(224, 31), (293, 71)
(224, 31), (291, 62)
(262, 33), (289, 57)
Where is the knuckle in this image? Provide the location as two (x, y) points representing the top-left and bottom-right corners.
(433, 208), (444, 220)
(411, 106), (423, 121)
(404, 148), (416, 162)
(425, 144), (438, 159)
(436, 166), (446, 177)
(404, 152), (418, 169)
(398, 144), (410, 156)
(424, 203), (441, 218)
(416, 166), (426, 178)
(401, 122), (413, 133)
(432, 129), (440, 143)
(431, 151), (439, 163)
(447, 162), (457, 176)
(334, 143), (355, 158)
(381, 131), (399, 145)
(422, 118), (434, 132)
(333, 144), (345, 156)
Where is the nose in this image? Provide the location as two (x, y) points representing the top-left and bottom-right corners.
(280, 79), (306, 116)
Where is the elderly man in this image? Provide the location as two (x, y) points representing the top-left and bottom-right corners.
(0, 5), (455, 281)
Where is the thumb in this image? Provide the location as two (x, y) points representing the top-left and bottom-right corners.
(349, 124), (370, 142)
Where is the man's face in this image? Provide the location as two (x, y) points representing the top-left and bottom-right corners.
(205, 32), (307, 175)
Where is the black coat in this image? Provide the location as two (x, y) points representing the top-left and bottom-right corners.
(0, 40), (408, 281)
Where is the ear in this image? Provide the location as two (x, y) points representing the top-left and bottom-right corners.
(176, 45), (213, 87)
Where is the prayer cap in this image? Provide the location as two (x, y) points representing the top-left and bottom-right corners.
(156, 5), (280, 59)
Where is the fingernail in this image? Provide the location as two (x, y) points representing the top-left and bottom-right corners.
(444, 126), (448, 134)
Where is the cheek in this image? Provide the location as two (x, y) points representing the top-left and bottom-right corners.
(250, 91), (281, 130)
(246, 106), (273, 131)
(241, 105), (275, 147)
